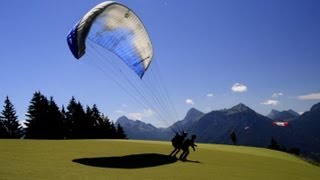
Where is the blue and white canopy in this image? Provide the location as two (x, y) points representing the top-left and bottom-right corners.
(67, 1), (153, 78)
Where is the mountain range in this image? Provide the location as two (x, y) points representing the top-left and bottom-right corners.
(267, 109), (300, 121)
(116, 102), (320, 161)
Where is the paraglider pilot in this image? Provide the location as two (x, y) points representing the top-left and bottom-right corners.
(179, 134), (197, 161)
(169, 131), (188, 158)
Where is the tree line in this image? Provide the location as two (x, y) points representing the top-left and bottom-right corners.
(0, 91), (126, 139)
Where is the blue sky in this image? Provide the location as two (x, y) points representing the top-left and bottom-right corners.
(0, 0), (319, 127)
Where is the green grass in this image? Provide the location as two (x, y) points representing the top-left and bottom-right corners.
(0, 139), (319, 180)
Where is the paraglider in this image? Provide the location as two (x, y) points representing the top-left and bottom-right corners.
(67, 1), (153, 78)
(272, 122), (289, 127)
(169, 131), (188, 158)
(67, 1), (181, 132)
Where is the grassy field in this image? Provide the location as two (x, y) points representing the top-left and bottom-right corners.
(0, 139), (319, 180)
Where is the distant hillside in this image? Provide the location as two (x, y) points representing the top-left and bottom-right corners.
(116, 116), (171, 140)
(116, 108), (205, 141)
(289, 102), (320, 161)
(116, 102), (320, 161)
(170, 108), (205, 133)
(267, 109), (300, 121)
(186, 103), (289, 147)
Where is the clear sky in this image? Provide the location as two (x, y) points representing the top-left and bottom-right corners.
(0, 0), (319, 127)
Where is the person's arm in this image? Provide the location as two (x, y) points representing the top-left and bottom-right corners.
(192, 143), (197, 151)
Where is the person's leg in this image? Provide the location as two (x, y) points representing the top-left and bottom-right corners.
(169, 147), (177, 156)
(172, 148), (181, 157)
(179, 150), (185, 160)
(182, 150), (189, 161)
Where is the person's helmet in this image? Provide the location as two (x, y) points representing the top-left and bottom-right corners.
(182, 131), (188, 136)
(192, 134), (197, 139)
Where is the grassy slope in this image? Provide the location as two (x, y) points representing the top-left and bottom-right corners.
(0, 139), (319, 180)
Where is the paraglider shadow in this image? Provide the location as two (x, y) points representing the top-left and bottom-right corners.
(72, 153), (177, 169)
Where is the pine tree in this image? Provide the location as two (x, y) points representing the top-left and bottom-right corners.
(66, 97), (87, 139)
(24, 91), (50, 139)
(47, 97), (64, 139)
(0, 96), (23, 138)
(65, 97), (77, 139)
(116, 123), (127, 139)
(268, 138), (283, 151)
(109, 122), (117, 139)
(99, 114), (113, 138)
(61, 105), (67, 139)
(85, 105), (96, 138)
(90, 104), (106, 138)
(0, 119), (4, 138)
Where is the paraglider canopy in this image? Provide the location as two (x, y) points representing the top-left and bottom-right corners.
(67, 1), (153, 78)
(66, 1), (181, 132)
(272, 122), (289, 127)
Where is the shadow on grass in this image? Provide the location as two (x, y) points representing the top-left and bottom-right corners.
(72, 153), (178, 169)
(183, 159), (202, 163)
